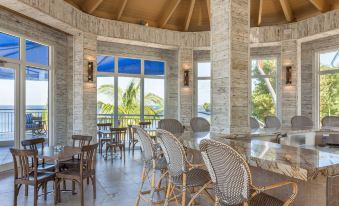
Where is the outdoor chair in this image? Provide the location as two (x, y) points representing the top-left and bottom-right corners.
(200, 139), (298, 206)
(157, 129), (213, 206)
(134, 126), (168, 205)
(264, 116), (281, 130)
(190, 117), (210, 132)
(291, 115), (313, 130)
(55, 144), (98, 206)
(158, 119), (184, 135)
(10, 148), (55, 206)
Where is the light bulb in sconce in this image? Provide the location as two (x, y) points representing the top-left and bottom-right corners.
(88, 61), (94, 82)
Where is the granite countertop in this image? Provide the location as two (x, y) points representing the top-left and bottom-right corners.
(179, 131), (339, 181)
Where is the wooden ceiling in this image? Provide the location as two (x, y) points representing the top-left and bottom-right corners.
(65, 0), (339, 32)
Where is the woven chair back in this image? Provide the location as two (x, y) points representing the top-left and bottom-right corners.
(190, 117), (210, 132)
(264, 116), (281, 129)
(158, 119), (184, 134)
(133, 126), (155, 161)
(291, 115), (313, 129)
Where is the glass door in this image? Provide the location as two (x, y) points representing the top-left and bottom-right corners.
(0, 63), (19, 171)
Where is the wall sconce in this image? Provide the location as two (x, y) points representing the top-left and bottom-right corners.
(286, 66), (292, 85)
(88, 61), (94, 82)
(184, 70), (189, 87)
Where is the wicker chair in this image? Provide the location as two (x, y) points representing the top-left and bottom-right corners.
(21, 138), (55, 171)
(157, 129), (213, 206)
(291, 115), (313, 130)
(250, 117), (260, 130)
(10, 148), (55, 206)
(158, 119), (184, 135)
(55, 144), (98, 206)
(200, 139), (298, 206)
(321, 116), (339, 128)
(105, 127), (127, 162)
(264, 116), (281, 130)
(190, 117), (210, 132)
(134, 126), (168, 205)
(97, 123), (112, 154)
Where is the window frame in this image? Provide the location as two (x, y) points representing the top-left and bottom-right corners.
(250, 56), (280, 124)
(96, 54), (166, 127)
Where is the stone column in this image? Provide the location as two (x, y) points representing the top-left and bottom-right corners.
(211, 0), (250, 134)
(281, 35), (298, 127)
(178, 48), (194, 128)
(68, 32), (97, 144)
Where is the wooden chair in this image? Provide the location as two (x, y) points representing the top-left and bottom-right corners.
(10, 148), (55, 206)
(97, 123), (112, 154)
(55, 144), (98, 206)
(105, 127), (127, 162)
(128, 125), (138, 154)
(200, 139), (298, 206)
(139, 121), (152, 128)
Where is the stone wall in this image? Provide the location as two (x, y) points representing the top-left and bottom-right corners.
(0, 7), (70, 145)
(97, 41), (179, 120)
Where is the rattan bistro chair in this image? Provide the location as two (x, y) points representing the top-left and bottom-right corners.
(55, 144), (98, 206)
(264, 116), (281, 130)
(157, 129), (213, 206)
(200, 139), (298, 206)
(158, 119), (184, 135)
(134, 126), (168, 206)
(291, 115), (313, 130)
(321, 116), (339, 128)
(10, 148), (56, 206)
(190, 117), (210, 132)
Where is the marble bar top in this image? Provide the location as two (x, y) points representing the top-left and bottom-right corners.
(179, 131), (339, 181)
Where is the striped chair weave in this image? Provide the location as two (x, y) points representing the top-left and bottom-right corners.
(158, 119), (184, 134)
(264, 116), (281, 129)
(133, 126), (156, 162)
(190, 117), (210, 132)
(291, 115), (313, 130)
(321, 116), (339, 128)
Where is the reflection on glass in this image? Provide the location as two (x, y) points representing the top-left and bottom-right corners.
(0, 67), (15, 165)
(320, 73), (339, 120)
(118, 77), (140, 127)
(25, 67), (49, 141)
(320, 50), (339, 71)
(97, 76), (115, 125)
(0, 32), (20, 59)
(197, 80), (211, 121)
(144, 60), (165, 76)
(26, 40), (49, 66)
(144, 78), (164, 119)
(97, 55), (114, 73)
(118, 57), (141, 74)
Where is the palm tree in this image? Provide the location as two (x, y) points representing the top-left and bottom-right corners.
(97, 80), (164, 126)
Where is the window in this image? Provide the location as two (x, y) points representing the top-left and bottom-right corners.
(26, 40), (49, 66)
(251, 58), (278, 123)
(196, 62), (211, 121)
(97, 57), (165, 127)
(318, 50), (339, 123)
(0, 32), (20, 59)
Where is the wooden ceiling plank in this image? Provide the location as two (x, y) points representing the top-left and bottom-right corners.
(206, 0), (211, 24)
(309, 0), (330, 12)
(116, 0), (128, 20)
(184, 0), (196, 31)
(82, 0), (104, 14)
(279, 0), (294, 22)
(258, 0), (263, 26)
(159, 0), (181, 28)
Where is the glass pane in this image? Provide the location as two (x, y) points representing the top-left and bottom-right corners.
(251, 59), (277, 76)
(320, 73), (339, 120)
(26, 40), (49, 66)
(0, 32), (19, 59)
(144, 78), (164, 127)
(251, 77), (276, 123)
(97, 55), (114, 73)
(197, 79), (211, 121)
(118, 77), (140, 127)
(25, 67), (49, 142)
(144, 60), (165, 76)
(118, 57), (141, 74)
(197, 62), (211, 77)
(320, 50), (339, 71)
(0, 67), (15, 165)
(97, 76), (115, 125)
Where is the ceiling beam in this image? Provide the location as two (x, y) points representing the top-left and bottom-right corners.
(258, 0), (264, 26)
(206, 0), (211, 24)
(82, 0), (104, 14)
(279, 0), (294, 22)
(116, 0), (128, 20)
(159, 0), (181, 28)
(309, 0), (330, 12)
(184, 0), (196, 31)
